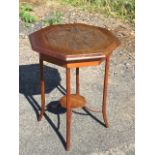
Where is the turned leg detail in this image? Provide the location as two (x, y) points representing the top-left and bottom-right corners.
(102, 56), (110, 128)
(38, 56), (45, 121)
(66, 68), (71, 151)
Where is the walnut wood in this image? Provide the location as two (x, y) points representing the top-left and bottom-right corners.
(29, 23), (120, 151)
(40, 54), (66, 67)
(66, 68), (71, 151)
(40, 53), (104, 68)
(102, 56), (110, 128)
(60, 94), (86, 108)
(76, 68), (79, 94)
(29, 23), (120, 61)
(38, 56), (45, 121)
(66, 59), (103, 68)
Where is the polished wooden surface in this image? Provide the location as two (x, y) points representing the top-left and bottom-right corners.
(60, 94), (86, 108)
(29, 23), (120, 61)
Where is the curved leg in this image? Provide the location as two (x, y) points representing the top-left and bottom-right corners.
(76, 68), (79, 95)
(66, 68), (71, 151)
(38, 57), (45, 121)
(102, 56), (110, 128)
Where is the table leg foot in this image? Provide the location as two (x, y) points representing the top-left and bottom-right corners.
(38, 113), (44, 121)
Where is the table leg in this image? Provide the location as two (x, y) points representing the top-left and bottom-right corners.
(66, 68), (71, 150)
(102, 56), (110, 128)
(76, 68), (79, 95)
(38, 57), (45, 121)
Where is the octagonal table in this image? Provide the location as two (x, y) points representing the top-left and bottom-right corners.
(29, 23), (120, 150)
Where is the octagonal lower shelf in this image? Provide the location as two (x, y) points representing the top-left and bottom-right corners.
(60, 94), (86, 108)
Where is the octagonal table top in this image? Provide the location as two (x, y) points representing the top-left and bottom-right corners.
(29, 23), (120, 61)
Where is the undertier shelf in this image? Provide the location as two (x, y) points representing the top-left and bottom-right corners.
(60, 94), (86, 108)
